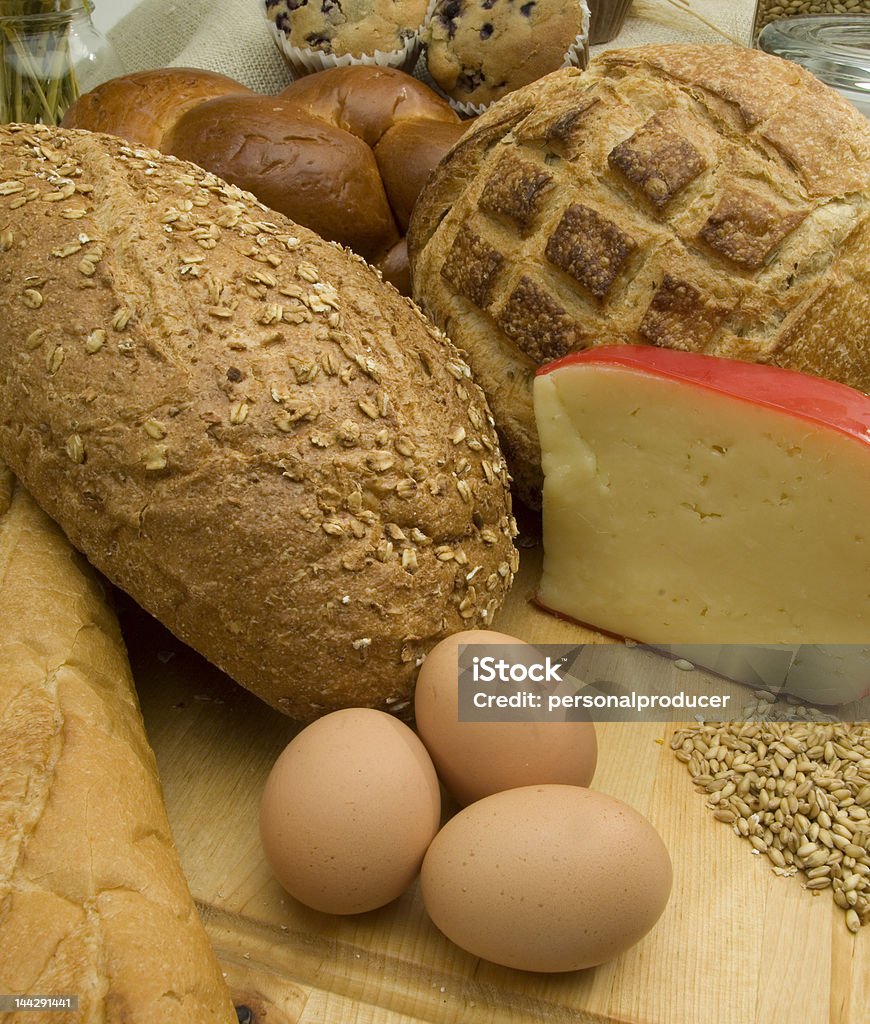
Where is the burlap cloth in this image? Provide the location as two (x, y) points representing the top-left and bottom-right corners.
(106, 0), (755, 94)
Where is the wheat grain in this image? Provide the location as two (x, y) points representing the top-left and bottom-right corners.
(672, 718), (870, 931)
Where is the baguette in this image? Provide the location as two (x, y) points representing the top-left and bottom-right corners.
(0, 123), (516, 720)
(0, 464), (236, 1023)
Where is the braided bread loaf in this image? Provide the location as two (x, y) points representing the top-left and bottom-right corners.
(62, 65), (468, 292)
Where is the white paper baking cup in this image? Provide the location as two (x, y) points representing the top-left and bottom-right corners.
(421, 0), (590, 117)
(267, 16), (423, 79)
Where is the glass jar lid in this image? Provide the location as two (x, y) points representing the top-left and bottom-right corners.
(758, 15), (870, 119)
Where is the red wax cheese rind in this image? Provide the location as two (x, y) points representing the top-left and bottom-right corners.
(533, 348), (870, 644)
(537, 346), (870, 449)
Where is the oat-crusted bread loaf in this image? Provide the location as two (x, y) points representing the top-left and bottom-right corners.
(0, 124), (517, 720)
(0, 464), (236, 1022)
(408, 44), (870, 504)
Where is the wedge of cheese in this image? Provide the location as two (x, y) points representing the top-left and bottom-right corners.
(534, 346), (870, 643)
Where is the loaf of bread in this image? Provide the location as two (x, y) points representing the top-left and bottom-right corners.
(0, 464), (236, 1022)
(61, 65), (467, 285)
(58, 67), (252, 151)
(408, 44), (870, 504)
(0, 123), (516, 720)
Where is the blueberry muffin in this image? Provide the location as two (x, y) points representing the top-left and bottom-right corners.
(424, 0), (589, 110)
(267, 0), (429, 70)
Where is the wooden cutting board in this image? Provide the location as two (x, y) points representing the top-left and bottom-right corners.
(129, 536), (868, 1024)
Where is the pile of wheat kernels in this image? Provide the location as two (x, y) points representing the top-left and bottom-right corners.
(671, 719), (870, 932)
(753, 1), (870, 41)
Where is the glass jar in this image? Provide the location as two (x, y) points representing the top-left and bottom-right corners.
(587, 0), (634, 45)
(0, 2), (123, 125)
(752, 1), (870, 44)
(758, 15), (870, 117)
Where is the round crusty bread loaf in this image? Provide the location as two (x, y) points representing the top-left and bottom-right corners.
(408, 44), (870, 505)
(0, 124), (517, 720)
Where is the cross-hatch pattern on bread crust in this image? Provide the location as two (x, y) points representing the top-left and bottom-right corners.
(477, 153), (555, 232)
(544, 203), (638, 299)
(496, 275), (584, 363)
(608, 112), (706, 210)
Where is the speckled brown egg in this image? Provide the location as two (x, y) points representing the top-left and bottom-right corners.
(259, 708), (441, 914)
(420, 784), (672, 971)
(414, 630), (597, 805)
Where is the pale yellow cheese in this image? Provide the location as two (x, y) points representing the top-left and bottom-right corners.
(535, 364), (870, 643)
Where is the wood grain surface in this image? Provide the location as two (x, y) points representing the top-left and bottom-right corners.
(129, 537), (869, 1024)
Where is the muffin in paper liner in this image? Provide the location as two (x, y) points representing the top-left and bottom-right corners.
(421, 0), (590, 116)
(266, 0), (429, 78)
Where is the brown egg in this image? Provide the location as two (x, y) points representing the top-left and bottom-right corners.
(421, 785), (672, 972)
(259, 708), (441, 914)
(414, 630), (597, 805)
